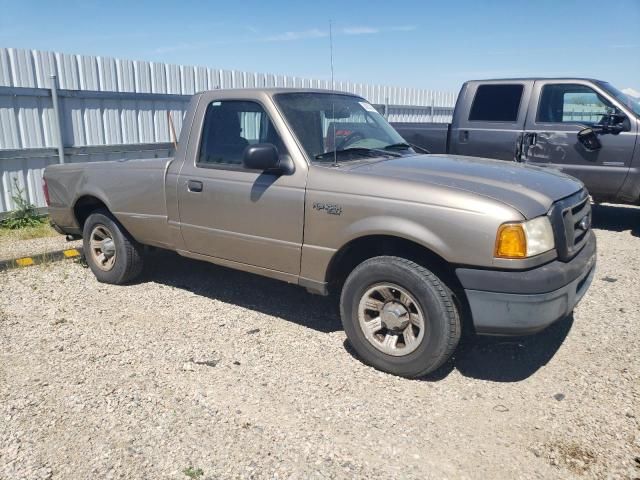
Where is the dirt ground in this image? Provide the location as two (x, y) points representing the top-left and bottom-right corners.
(1, 204), (639, 479)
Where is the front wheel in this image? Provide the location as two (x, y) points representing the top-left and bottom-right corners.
(82, 209), (144, 284)
(340, 256), (460, 378)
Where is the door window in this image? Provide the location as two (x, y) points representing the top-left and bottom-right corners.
(468, 84), (524, 122)
(537, 84), (614, 124)
(198, 100), (285, 166)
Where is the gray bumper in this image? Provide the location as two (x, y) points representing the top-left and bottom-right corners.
(458, 232), (596, 335)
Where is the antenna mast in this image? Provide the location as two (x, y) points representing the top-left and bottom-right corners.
(329, 20), (338, 167)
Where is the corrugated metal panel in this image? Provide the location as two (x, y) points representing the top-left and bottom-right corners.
(98, 56), (118, 91)
(134, 61), (152, 93)
(117, 58), (135, 92)
(8, 48), (36, 88)
(150, 62), (167, 93)
(0, 49), (11, 86)
(0, 46), (457, 140)
(0, 95), (21, 149)
(78, 55), (99, 90)
(55, 52), (80, 90)
(166, 63), (181, 94)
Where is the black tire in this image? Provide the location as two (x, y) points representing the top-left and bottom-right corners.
(340, 256), (460, 378)
(82, 209), (144, 284)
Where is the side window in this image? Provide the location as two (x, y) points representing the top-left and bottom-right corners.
(537, 84), (614, 124)
(469, 84), (524, 122)
(198, 100), (285, 166)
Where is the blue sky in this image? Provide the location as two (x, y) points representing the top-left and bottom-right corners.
(1, 0), (638, 93)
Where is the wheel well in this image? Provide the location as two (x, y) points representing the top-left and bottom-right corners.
(326, 235), (474, 333)
(326, 235), (454, 289)
(73, 196), (109, 229)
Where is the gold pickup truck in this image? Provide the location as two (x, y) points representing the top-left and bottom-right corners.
(44, 89), (596, 378)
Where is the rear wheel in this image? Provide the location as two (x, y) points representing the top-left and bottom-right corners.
(340, 256), (460, 378)
(82, 209), (143, 284)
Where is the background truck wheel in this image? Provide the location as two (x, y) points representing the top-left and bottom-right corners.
(340, 256), (460, 378)
(82, 209), (143, 285)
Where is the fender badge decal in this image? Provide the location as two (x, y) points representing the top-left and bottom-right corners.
(313, 202), (343, 216)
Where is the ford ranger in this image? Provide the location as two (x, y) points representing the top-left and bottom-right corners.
(394, 78), (640, 205)
(44, 89), (596, 378)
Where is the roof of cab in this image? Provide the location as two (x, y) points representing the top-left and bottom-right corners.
(194, 88), (366, 97)
(465, 77), (604, 83)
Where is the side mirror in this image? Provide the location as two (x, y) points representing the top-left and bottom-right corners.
(243, 143), (294, 174)
(600, 112), (628, 135)
(577, 128), (602, 152)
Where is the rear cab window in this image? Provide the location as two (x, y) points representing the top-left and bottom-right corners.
(469, 84), (524, 122)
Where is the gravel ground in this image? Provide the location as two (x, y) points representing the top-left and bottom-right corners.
(0, 234), (81, 262)
(1, 204), (638, 479)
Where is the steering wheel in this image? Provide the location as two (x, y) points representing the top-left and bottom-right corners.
(338, 131), (365, 149)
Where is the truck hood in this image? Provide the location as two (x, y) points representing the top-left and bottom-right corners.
(349, 154), (583, 218)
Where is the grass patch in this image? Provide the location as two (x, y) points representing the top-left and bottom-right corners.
(182, 467), (204, 479)
(0, 222), (58, 242)
(1, 178), (47, 230)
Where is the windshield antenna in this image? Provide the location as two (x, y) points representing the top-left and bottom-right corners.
(329, 20), (338, 167)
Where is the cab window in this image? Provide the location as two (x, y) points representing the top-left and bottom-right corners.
(537, 84), (615, 124)
(469, 84), (524, 122)
(198, 100), (285, 166)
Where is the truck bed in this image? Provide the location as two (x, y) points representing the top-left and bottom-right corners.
(391, 122), (450, 154)
(45, 156), (175, 248)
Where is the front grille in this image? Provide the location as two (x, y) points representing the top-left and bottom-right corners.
(548, 189), (591, 261)
(566, 196), (591, 249)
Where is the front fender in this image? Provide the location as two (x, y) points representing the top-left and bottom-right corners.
(341, 215), (452, 260)
(299, 213), (459, 287)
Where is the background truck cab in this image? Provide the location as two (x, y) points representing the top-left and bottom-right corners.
(394, 78), (640, 204)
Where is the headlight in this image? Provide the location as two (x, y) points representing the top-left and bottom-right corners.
(495, 216), (555, 259)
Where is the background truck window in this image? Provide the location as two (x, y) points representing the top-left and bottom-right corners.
(198, 100), (284, 166)
(537, 84), (613, 124)
(468, 84), (524, 122)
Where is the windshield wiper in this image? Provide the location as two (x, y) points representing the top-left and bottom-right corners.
(384, 142), (430, 154)
(384, 142), (412, 150)
(315, 147), (401, 161)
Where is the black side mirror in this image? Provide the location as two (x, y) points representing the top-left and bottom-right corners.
(600, 112), (628, 135)
(577, 128), (602, 152)
(243, 143), (294, 174)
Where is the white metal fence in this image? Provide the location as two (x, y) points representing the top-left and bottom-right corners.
(562, 104), (608, 123)
(0, 47), (457, 214)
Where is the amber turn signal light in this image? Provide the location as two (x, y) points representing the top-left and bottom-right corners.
(495, 223), (527, 258)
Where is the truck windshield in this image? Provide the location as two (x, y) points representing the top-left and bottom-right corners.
(597, 82), (640, 117)
(274, 92), (408, 162)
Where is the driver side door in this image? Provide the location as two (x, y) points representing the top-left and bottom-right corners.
(177, 98), (307, 275)
(522, 80), (635, 198)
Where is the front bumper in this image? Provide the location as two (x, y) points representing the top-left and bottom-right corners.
(456, 231), (596, 335)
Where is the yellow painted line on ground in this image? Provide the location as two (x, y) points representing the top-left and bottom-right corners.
(1, 248), (84, 272)
(15, 257), (35, 267)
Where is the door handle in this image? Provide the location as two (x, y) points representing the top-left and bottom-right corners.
(187, 180), (203, 192)
(459, 130), (469, 143)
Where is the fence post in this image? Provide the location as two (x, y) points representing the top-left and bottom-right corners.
(50, 74), (65, 164)
(430, 94), (434, 122)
